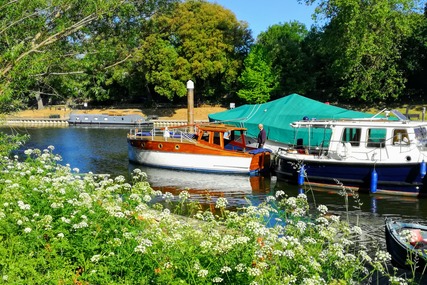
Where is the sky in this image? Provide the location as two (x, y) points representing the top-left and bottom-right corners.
(209, 0), (317, 38)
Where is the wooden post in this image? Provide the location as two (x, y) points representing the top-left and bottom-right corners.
(187, 80), (194, 133)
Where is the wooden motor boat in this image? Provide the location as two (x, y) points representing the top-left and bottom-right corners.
(385, 218), (427, 270)
(274, 110), (427, 196)
(127, 123), (271, 175)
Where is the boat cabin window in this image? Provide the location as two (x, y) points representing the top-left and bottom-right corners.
(393, 129), (409, 145)
(415, 127), (427, 149)
(367, 128), (386, 148)
(341, 128), (361, 147)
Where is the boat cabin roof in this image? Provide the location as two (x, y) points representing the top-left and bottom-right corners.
(291, 119), (427, 129)
(196, 123), (247, 133)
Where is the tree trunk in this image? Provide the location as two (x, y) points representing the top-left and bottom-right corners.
(35, 91), (44, 110)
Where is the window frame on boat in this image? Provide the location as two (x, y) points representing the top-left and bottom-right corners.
(366, 128), (387, 148)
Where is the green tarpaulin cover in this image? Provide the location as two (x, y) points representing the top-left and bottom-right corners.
(208, 94), (373, 146)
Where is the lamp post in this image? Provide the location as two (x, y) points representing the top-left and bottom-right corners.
(187, 80), (194, 132)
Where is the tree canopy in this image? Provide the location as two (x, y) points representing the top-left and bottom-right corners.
(0, 0), (179, 111)
(1, 0), (427, 111)
(298, 0), (427, 104)
(132, 0), (252, 103)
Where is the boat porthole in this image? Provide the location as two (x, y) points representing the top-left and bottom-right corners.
(175, 145), (180, 150)
(406, 156), (411, 161)
(158, 143), (163, 149)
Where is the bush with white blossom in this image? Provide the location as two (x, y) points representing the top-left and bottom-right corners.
(0, 146), (412, 284)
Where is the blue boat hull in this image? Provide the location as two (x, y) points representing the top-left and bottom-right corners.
(274, 156), (426, 196)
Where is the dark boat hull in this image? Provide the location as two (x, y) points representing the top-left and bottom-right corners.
(385, 219), (427, 270)
(274, 156), (425, 196)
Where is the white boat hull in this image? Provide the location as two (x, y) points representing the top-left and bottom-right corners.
(128, 146), (254, 174)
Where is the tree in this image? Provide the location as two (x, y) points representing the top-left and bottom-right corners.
(133, 0), (252, 103)
(400, 6), (427, 102)
(0, 0), (179, 111)
(238, 21), (312, 104)
(256, 22), (310, 99)
(300, 0), (425, 103)
(237, 45), (277, 103)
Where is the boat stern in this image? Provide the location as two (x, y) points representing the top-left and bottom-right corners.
(249, 149), (272, 174)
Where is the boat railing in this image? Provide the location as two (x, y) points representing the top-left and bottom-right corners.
(278, 138), (392, 161)
(128, 126), (197, 143)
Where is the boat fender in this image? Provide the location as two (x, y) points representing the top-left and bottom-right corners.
(298, 165), (305, 186)
(336, 142), (352, 159)
(370, 169), (378, 193)
(421, 160), (426, 178)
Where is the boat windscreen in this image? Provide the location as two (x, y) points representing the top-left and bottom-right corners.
(415, 127), (427, 149)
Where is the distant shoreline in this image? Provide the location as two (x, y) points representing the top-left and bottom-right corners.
(4, 106), (227, 121)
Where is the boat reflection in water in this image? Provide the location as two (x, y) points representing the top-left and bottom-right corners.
(128, 164), (274, 208)
(274, 180), (425, 218)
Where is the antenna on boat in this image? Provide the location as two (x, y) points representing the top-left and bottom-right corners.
(371, 108), (387, 119)
(371, 108), (408, 121)
(210, 117), (248, 124)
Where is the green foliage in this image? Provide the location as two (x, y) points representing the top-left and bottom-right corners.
(0, 132), (29, 157)
(303, 0), (425, 103)
(0, 0), (179, 111)
(239, 21), (314, 103)
(237, 46), (277, 103)
(134, 0), (252, 102)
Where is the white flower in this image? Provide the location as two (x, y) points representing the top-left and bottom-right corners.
(179, 190), (190, 200)
(24, 227), (32, 233)
(90, 254), (102, 263)
(375, 250), (391, 263)
(212, 277), (223, 283)
(265, 196), (276, 203)
(134, 244), (147, 253)
(389, 276), (408, 285)
(17, 200), (30, 210)
(317, 204), (328, 215)
(297, 193), (307, 200)
(143, 195), (151, 203)
(247, 267), (261, 277)
(61, 217), (71, 224)
(72, 221), (89, 229)
(114, 175), (126, 183)
(235, 263), (245, 273)
(220, 266), (232, 274)
(351, 226), (363, 235)
(215, 197), (228, 208)
(57, 233), (65, 239)
(197, 269), (209, 278)
(163, 192), (174, 202)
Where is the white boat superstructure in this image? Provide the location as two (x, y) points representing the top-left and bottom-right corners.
(274, 113), (427, 196)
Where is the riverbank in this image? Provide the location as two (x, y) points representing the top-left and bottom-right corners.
(6, 105), (228, 121)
